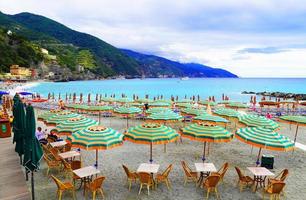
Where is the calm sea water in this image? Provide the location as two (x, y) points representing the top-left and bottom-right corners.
(29, 78), (306, 102)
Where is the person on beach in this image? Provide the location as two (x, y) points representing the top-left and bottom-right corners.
(35, 127), (48, 145)
(58, 100), (65, 110)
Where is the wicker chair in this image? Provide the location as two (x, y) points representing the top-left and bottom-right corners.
(51, 175), (76, 200)
(203, 174), (221, 200)
(71, 160), (82, 186)
(211, 162), (229, 183)
(85, 176), (106, 200)
(181, 161), (198, 186)
(63, 142), (72, 152)
(235, 167), (254, 192)
(122, 164), (138, 191)
(138, 172), (154, 195)
(43, 154), (61, 175)
(268, 169), (289, 184)
(263, 181), (286, 200)
(155, 164), (173, 190)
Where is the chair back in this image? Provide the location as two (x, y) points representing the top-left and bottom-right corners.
(138, 172), (152, 184)
(181, 161), (192, 177)
(235, 167), (244, 180)
(219, 162), (229, 178)
(90, 176), (106, 190)
(204, 174), (221, 188)
(51, 175), (66, 190)
(64, 142), (72, 152)
(280, 169), (289, 181)
(270, 182), (286, 194)
(122, 165), (132, 178)
(71, 160), (82, 170)
(62, 159), (71, 170)
(162, 164), (173, 178)
(43, 154), (52, 165)
(50, 148), (61, 160)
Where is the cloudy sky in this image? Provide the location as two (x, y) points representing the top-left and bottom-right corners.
(1, 0), (306, 77)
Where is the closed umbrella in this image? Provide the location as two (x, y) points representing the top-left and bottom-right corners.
(68, 125), (123, 167)
(51, 117), (99, 136)
(125, 123), (179, 162)
(238, 115), (279, 130)
(23, 105), (43, 200)
(236, 127), (294, 165)
(181, 123), (233, 162)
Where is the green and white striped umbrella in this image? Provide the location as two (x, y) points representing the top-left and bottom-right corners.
(101, 97), (115, 102)
(181, 123), (233, 161)
(238, 114), (279, 130)
(37, 110), (62, 121)
(114, 106), (142, 114)
(116, 97), (134, 103)
(146, 107), (172, 114)
(130, 102), (144, 107)
(70, 104), (90, 111)
(279, 115), (306, 145)
(213, 108), (241, 118)
(176, 103), (192, 108)
(147, 111), (183, 123)
(218, 100), (234, 105)
(149, 102), (171, 107)
(44, 112), (81, 126)
(227, 102), (248, 109)
(198, 100), (217, 106)
(176, 99), (193, 103)
(181, 107), (207, 116)
(86, 105), (114, 112)
(193, 114), (228, 124)
(136, 98), (153, 103)
(125, 123), (179, 162)
(236, 127), (294, 165)
(51, 117), (99, 136)
(68, 125), (123, 167)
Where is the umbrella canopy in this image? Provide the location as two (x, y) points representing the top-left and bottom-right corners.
(147, 111), (183, 123)
(44, 112), (81, 126)
(176, 99), (193, 103)
(238, 115), (279, 130)
(176, 103), (192, 108)
(193, 114), (228, 124)
(0, 91), (9, 95)
(213, 108), (241, 118)
(236, 127), (294, 151)
(149, 102), (171, 107)
(116, 97), (134, 103)
(19, 91), (33, 96)
(146, 107), (172, 114)
(181, 123), (233, 162)
(37, 109), (62, 122)
(51, 117), (99, 136)
(181, 107), (207, 116)
(136, 98), (153, 103)
(23, 105), (43, 171)
(279, 115), (306, 145)
(100, 97), (115, 102)
(68, 125), (123, 167)
(217, 100), (234, 105)
(86, 105), (114, 112)
(236, 127), (294, 165)
(114, 106), (142, 114)
(198, 100), (217, 106)
(226, 102), (248, 109)
(13, 100), (26, 158)
(125, 123), (179, 162)
(129, 102), (144, 107)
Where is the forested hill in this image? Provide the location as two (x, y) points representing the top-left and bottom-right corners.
(0, 11), (237, 78)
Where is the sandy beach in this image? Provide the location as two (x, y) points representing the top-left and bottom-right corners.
(26, 107), (306, 200)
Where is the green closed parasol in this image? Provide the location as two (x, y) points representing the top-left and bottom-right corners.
(125, 123), (179, 162)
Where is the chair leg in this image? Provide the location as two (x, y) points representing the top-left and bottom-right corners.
(166, 179), (170, 190)
(184, 177), (187, 186)
(206, 189), (210, 200)
(93, 191), (96, 200)
(215, 188), (220, 200)
(58, 191), (62, 200)
(99, 188), (105, 199)
(128, 180), (132, 191)
(46, 167), (50, 175)
(147, 185), (150, 195)
(138, 184), (143, 195)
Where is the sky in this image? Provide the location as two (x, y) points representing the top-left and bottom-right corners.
(1, 0), (306, 77)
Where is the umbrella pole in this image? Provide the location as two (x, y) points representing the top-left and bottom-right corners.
(150, 143), (153, 163)
(202, 142), (206, 163)
(293, 124), (299, 153)
(256, 148), (262, 166)
(98, 112), (101, 124)
(95, 149), (98, 168)
(31, 171), (35, 200)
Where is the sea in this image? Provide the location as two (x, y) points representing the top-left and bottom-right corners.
(27, 78), (306, 102)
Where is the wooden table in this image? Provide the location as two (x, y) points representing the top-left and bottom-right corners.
(195, 163), (217, 187)
(247, 167), (274, 192)
(50, 141), (67, 148)
(73, 166), (100, 192)
(58, 150), (80, 161)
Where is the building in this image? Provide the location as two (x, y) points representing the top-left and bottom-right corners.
(10, 65), (32, 77)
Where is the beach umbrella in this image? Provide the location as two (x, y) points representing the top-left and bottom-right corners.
(213, 108), (241, 119)
(51, 117), (99, 136)
(0, 91), (9, 95)
(176, 103), (192, 108)
(37, 109), (62, 122)
(238, 114), (279, 130)
(176, 99), (193, 103)
(136, 98), (153, 103)
(101, 97), (115, 102)
(18, 91), (33, 96)
(125, 123), (179, 162)
(193, 114), (229, 127)
(181, 123), (233, 162)
(23, 105), (43, 200)
(44, 111), (81, 126)
(198, 100), (217, 106)
(149, 102), (171, 107)
(181, 107), (207, 116)
(129, 102), (144, 107)
(147, 110), (183, 123)
(217, 100), (233, 105)
(279, 115), (306, 146)
(146, 107), (172, 115)
(114, 106), (142, 128)
(86, 105), (114, 124)
(12, 99), (26, 162)
(116, 97), (134, 104)
(68, 125), (123, 167)
(226, 102), (248, 109)
(236, 127), (294, 165)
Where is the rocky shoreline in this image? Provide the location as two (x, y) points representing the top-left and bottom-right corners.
(242, 91), (306, 100)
